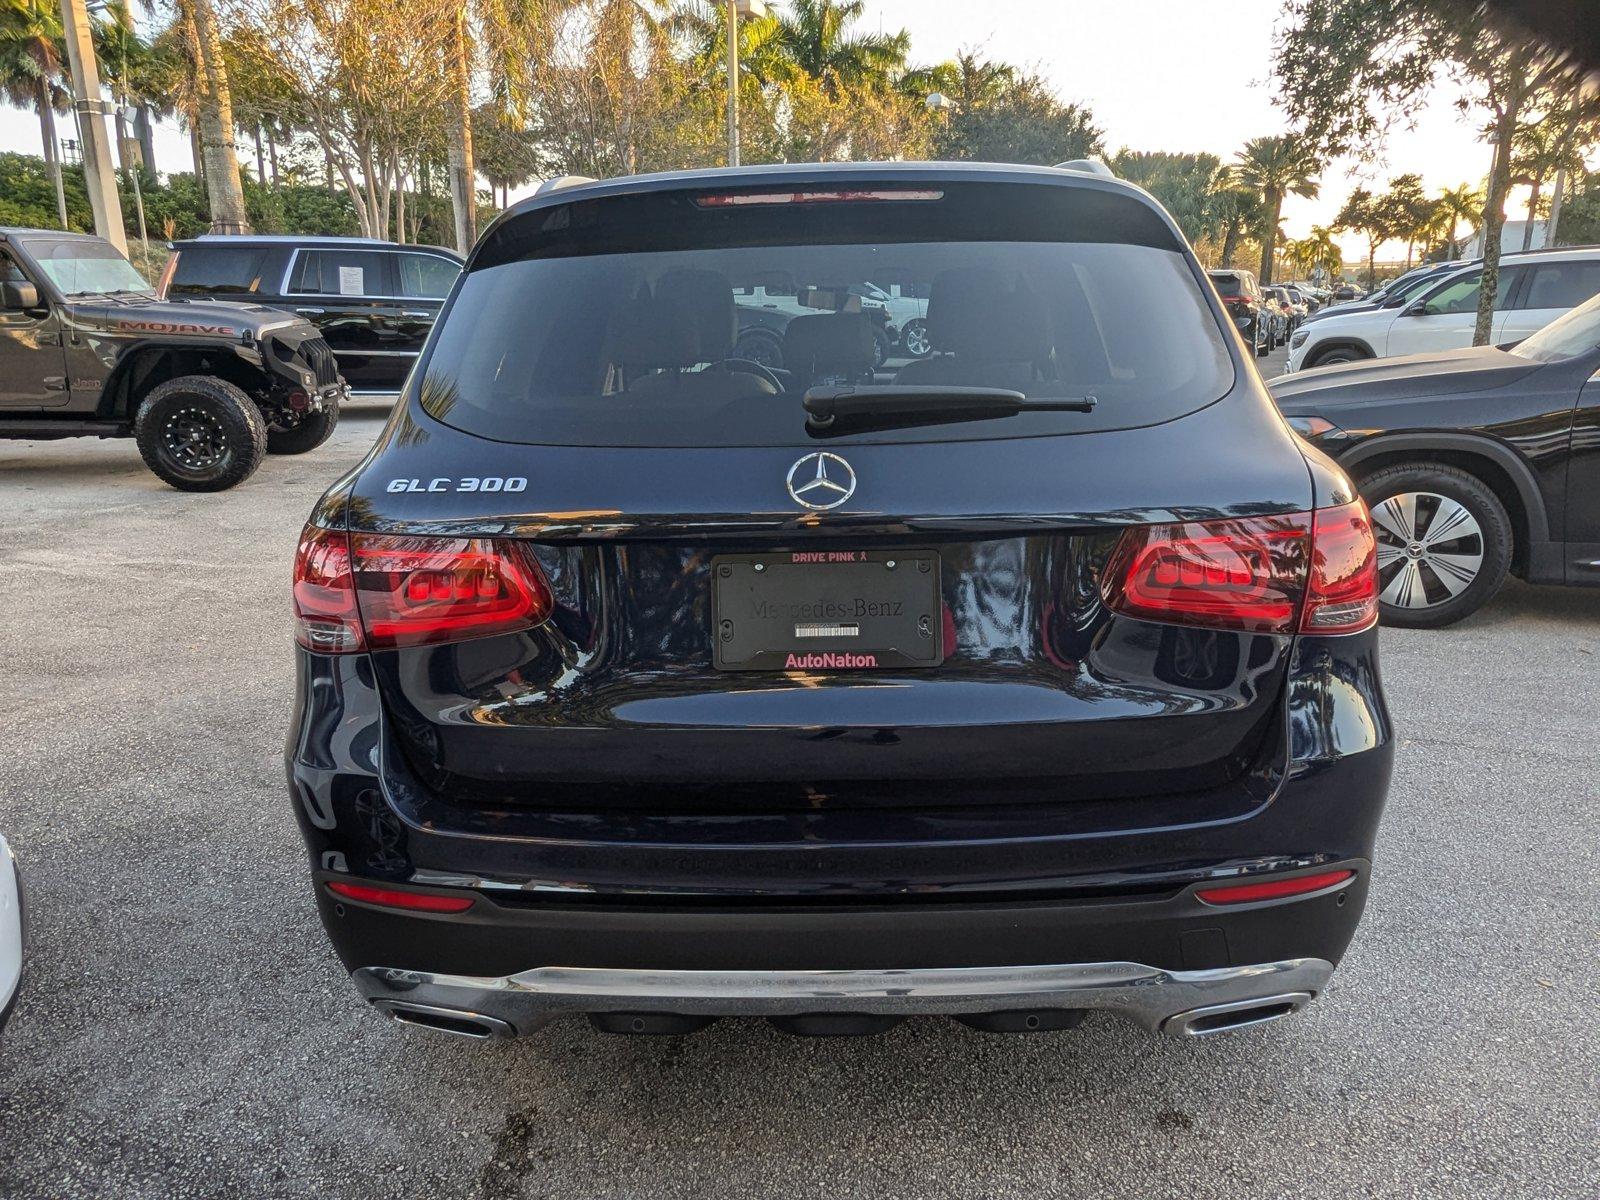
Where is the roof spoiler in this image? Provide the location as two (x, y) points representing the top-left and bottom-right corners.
(535, 176), (599, 195)
(1054, 159), (1115, 179)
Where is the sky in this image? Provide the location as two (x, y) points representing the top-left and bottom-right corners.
(0, 0), (1562, 260)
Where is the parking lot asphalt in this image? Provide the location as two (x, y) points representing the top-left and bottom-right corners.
(1, 391), (1596, 1200)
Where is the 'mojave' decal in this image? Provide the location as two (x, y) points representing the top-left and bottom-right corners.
(116, 319), (236, 336)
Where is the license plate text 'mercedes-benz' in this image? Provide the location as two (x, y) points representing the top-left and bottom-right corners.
(711, 551), (944, 671)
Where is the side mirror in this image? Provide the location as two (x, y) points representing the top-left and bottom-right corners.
(1, 281), (40, 311)
(1405, 300), (1428, 317)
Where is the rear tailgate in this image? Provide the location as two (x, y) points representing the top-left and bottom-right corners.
(348, 392), (1313, 819)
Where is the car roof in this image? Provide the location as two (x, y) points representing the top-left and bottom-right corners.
(171, 234), (462, 259)
(0, 227), (104, 241)
(482, 160), (1187, 257)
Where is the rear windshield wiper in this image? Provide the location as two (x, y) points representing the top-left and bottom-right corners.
(803, 385), (1096, 435)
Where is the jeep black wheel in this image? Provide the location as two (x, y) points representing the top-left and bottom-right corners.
(135, 375), (267, 492)
(267, 403), (340, 455)
(1359, 463), (1512, 629)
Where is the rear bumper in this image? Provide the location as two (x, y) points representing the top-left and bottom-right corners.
(313, 860), (1370, 1037)
(355, 956), (1334, 1039)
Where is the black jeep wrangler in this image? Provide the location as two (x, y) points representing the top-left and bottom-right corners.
(0, 228), (347, 491)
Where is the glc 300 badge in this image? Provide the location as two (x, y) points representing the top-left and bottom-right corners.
(786, 452), (855, 510)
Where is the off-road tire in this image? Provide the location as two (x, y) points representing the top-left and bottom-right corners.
(267, 404), (340, 455)
(134, 375), (267, 492)
(1358, 462), (1513, 629)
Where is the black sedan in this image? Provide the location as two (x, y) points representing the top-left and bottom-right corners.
(1273, 294), (1600, 627)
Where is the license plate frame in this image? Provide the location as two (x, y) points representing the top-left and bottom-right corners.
(711, 550), (944, 671)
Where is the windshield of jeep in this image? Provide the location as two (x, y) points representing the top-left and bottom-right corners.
(19, 237), (152, 297)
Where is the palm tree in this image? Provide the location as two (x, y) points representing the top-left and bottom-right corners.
(0, 0), (69, 227)
(1302, 224), (1342, 279)
(1234, 134), (1320, 285)
(93, 1), (177, 176)
(173, 0), (250, 232)
(1205, 166), (1261, 268)
(774, 0), (909, 96)
(1434, 183), (1485, 260)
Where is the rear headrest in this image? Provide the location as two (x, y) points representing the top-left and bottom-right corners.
(617, 270), (737, 371)
(782, 313), (875, 377)
(926, 268), (1050, 364)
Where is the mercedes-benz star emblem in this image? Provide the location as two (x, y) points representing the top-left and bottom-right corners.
(786, 451), (856, 511)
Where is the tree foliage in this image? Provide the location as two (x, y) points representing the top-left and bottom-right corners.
(1275, 0), (1584, 340)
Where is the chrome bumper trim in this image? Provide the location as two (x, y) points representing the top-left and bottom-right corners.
(353, 957), (1335, 1038)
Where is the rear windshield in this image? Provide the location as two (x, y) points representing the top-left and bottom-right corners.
(168, 245), (272, 295)
(1208, 273), (1243, 296)
(419, 182), (1235, 446)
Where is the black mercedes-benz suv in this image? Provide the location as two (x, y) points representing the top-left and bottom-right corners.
(287, 162), (1393, 1043)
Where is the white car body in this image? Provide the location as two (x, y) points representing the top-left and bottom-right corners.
(1287, 248), (1600, 372)
(0, 834), (19, 1032)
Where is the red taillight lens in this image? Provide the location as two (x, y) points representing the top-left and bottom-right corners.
(352, 534), (553, 648)
(694, 189), (944, 207)
(292, 525), (553, 652)
(1103, 502), (1379, 636)
(1302, 501), (1378, 634)
(1103, 513), (1311, 633)
(326, 880), (475, 913)
(1195, 869), (1355, 905)
(293, 523), (363, 652)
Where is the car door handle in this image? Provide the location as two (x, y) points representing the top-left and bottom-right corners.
(296, 307), (325, 315)
(400, 310), (430, 318)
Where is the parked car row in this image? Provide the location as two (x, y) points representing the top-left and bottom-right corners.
(1205, 268), (1306, 356)
(1287, 246), (1600, 371)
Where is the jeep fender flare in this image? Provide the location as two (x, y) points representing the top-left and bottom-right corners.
(102, 339), (271, 419)
(1339, 431), (1551, 543)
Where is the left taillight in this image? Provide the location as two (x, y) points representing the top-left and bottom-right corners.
(1101, 500), (1378, 636)
(293, 523), (363, 652)
(292, 524), (553, 652)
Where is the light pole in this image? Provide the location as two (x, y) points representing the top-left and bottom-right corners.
(726, 0), (767, 168)
(60, 0), (127, 253)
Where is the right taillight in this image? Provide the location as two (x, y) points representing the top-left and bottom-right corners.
(1103, 500), (1377, 636)
(1301, 500), (1378, 634)
(292, 524), (553, 652)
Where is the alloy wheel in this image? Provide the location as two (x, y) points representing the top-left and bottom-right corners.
(162, 405), (229, 472)
(1369, 491), (1484, 610)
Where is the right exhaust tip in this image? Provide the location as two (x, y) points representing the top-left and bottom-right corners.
(1162, 992), (1313, 1038)
(373, 999), (516, 1040)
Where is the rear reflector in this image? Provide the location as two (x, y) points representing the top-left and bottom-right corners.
(1102, 501), (1377, 636)
(1196, 869), (1355, 905)
(293, 525), (553, 652)
(694, 189), (944, 207)
(326, 880), (475, 913)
